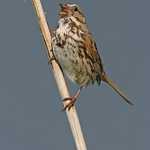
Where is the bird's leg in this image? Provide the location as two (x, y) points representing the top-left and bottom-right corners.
(63, 87), (83, 111)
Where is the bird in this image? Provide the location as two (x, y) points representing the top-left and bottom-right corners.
(51, 3), (133, 110)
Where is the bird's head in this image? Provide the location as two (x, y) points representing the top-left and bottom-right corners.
(59, 3), (86, 23)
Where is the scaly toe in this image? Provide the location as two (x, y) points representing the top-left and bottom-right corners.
(48, 56), (55, 64)
(62, 97), (76, 111)
(63, 97), (73, 102)
(63, 101), (75, 111)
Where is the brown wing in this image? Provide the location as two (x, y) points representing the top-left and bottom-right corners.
(81, 32), (104, 75)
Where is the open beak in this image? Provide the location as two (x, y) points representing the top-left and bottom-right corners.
(59, 3), (69, 10)
(59, 3), (69, 17)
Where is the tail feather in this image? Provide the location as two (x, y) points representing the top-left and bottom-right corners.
(101, 72), (133, 105)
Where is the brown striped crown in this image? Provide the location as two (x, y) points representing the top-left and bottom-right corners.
(59, 3), (86, 24)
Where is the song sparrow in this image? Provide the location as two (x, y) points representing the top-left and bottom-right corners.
(52, 3), (133, 110)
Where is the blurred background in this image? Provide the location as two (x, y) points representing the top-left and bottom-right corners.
(0, 0), (149, 149)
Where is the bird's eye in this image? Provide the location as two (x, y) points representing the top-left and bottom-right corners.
(74, 7), (78, 11)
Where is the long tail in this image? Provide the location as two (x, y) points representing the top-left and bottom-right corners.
(101, 72), (133, 105)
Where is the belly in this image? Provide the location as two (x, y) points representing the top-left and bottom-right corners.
(53, 39), (91, 86)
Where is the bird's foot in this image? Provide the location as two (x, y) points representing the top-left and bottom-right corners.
(48, 56), (55, 64)
(62, 87), (83, 111)
(62, 96), (77, 111)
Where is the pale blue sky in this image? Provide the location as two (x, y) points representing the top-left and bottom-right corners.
(0, 0), (149, 149)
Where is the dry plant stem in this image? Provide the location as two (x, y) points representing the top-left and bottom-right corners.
(32, 0), (87, 149)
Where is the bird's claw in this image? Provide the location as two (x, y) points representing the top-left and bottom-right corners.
(48, 56), (55, 64)
(62, 97), (76, 111)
